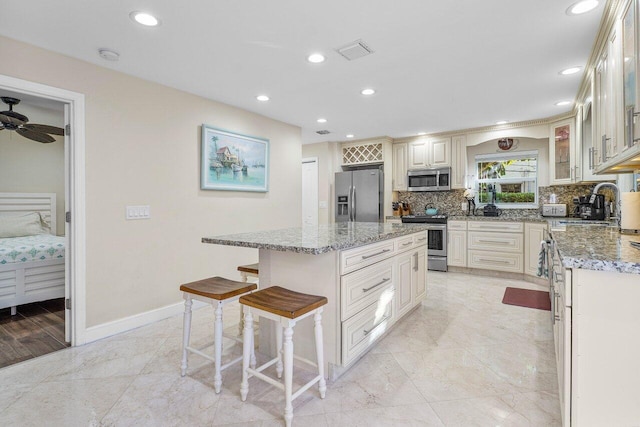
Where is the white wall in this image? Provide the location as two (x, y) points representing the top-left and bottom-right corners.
(0, 36), (302, 328)
(0, 104), (65, 234)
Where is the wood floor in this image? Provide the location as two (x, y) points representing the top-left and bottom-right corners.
(0, 298), (69, 369)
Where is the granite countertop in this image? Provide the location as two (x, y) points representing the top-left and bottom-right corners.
(549, 222), (640, 274)
(448, 213), (547, 222)
(202, 222), (430, 255)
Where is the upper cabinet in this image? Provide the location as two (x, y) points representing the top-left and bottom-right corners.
(550, 119), (576, 184)
(392, 142), (408, 191)
(407, 137), (451, 169)
(450, 135), (467, 189)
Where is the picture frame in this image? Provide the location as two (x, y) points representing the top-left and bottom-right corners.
(200, 124), (269, 192)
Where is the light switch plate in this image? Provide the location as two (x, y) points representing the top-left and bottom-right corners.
(319, 200), (327, 209)
(126, 205), (151, 220)
(461, 202), (467, 210)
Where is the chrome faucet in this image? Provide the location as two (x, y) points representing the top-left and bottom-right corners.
(592, 182), (620, 225)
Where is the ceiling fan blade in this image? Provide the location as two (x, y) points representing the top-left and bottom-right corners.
(16, 128), (56, 143)
(0, 112), (26, 126)
(23, 123), (65, 135)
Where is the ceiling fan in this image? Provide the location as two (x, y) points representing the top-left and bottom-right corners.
(0, 96), (64, 143)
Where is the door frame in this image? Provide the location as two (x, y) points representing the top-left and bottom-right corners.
(301, 157), (319, 226)
(0, 74), (87, 345)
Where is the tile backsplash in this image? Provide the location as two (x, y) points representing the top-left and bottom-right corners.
(397, 183), (616, 217)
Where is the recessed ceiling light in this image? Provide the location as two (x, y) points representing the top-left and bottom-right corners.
(417, 132), (426, 136)
(317, 118), (327, 123)
(555, 100), (572, 106)
(98, 48), (120, 61)
(496, 120), (508, 125)
(256, 95), (270, 102)
(361, 88), (376, 96)
(559, 66), (582, 75)
(307, 53), (325, 64)
(346, 134), (354, 138)
(566, 0), (599, 15)
(129, 11), (160, 26)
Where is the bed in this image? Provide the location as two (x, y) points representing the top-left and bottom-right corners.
(0, 193), (65, 315)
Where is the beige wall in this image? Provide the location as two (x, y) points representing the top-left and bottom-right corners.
(0, 36), (302, 328)
(0, 104), (65, 234)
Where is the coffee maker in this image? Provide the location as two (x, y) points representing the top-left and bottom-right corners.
(573, 194), (606, 220)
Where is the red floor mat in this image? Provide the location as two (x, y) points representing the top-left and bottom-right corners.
(502, 287), (551, 311)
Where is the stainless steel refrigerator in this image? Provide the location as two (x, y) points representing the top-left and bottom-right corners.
(335, 169), (384, 222)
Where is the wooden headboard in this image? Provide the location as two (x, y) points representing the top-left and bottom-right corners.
(0, 193), (57, 235)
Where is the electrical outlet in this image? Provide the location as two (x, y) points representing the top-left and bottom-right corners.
(126, 205), (151, 220)
(461, 202), (467, 210)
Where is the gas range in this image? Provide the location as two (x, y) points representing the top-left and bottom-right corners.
(401, 214), (448, 224)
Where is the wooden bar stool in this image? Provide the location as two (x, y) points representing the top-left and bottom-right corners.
(239, 286), (328, 427)
(237, 262), (259, 282)
(237, 263), (260, 335)
(180, 276), (257, 393)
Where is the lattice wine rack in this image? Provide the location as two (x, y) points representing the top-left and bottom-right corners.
(342, 143), (383, 165)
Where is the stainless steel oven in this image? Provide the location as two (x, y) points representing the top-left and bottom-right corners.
(401, 214), (447, 271)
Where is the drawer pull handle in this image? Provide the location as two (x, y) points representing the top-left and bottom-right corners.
(364, 315), (390, 335)
(477, 258), (511, 264)
(416, 237), (426, 241)
(362, 277), (390, 293)
(402, 242), (413, 246)
(361, 249), (391, 260)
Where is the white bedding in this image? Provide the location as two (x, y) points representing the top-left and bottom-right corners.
(0, 234), (65, 265)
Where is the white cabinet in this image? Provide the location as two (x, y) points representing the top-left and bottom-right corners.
(447, 220), (467, 267)
(524, 222), (547, 277)
(408, 138), (451, 169)
(395, 239), (427, 318)
(466, 221), (524, 273)
(550, 119), (577, 185)
(450, 135), (467, 189)
(392, 142), (408, 191)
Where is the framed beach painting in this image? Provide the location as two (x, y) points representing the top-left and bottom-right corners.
(201, 124), (269, 192)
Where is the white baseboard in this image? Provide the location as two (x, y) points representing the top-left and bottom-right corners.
(83, 300), (207, 344)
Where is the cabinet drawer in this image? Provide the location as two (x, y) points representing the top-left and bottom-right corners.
(448, 220), (467, 231)
(342, 289), (394, 366)
(467, 221), (523, 233)
(341, 240), (396, 275)
(468, 250), (523, 273)
(395, 235), (415, 253)
(468, 231), (523, 253)
(413, 231), (428, 246)
(341, 258), (395, 320)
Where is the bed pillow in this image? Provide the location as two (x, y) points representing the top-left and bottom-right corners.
(0, 212), (48, 238)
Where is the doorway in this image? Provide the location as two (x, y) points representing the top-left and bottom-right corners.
(302, 157), (318, 226)
(0, 74), (86, 361)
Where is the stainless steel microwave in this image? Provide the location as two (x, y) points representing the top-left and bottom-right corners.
(407, 167), (451, 192)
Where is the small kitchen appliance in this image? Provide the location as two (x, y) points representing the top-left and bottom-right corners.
(482, 184), (501, 217)
(573, 194), (606, 220)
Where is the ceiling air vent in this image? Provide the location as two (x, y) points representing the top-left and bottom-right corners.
(316, 130), (331, 135)
(335, 40), (374, 61)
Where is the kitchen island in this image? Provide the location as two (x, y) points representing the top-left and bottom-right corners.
(547, 222), (640, 426)
(203, 222), (431, 380)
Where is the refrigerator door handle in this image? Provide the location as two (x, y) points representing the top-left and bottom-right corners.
(352, 186), (357, 221)
(348, 185), (354, 221)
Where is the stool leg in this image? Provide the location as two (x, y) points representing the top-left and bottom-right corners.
(275, 323), (284, 378)
(240, 308), (254, 401)
(213, 301), (224, 393)
(238, 304), (244, 337)
(283, 323), (294, 427)
(250, 325), (257, 370)
(240, 271), (248, 282)
(314, 309), (326, 399)
(180, 295), (193, 377)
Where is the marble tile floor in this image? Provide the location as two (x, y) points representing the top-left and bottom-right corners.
(0, 272), (561, 426)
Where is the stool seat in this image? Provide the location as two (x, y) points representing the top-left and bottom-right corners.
(180, 276), (257, 300)
(239, 286), (327, 319)
(237, 263), (259, 276)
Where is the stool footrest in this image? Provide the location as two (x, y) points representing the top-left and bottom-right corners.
(253, 356), (280, 374)
(246, 368), (285, 391)
(292, 354), (318, 369)
(186, 346), (216, 363)
(291, 375), (323, 401)
(220, 355), (243, 371)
